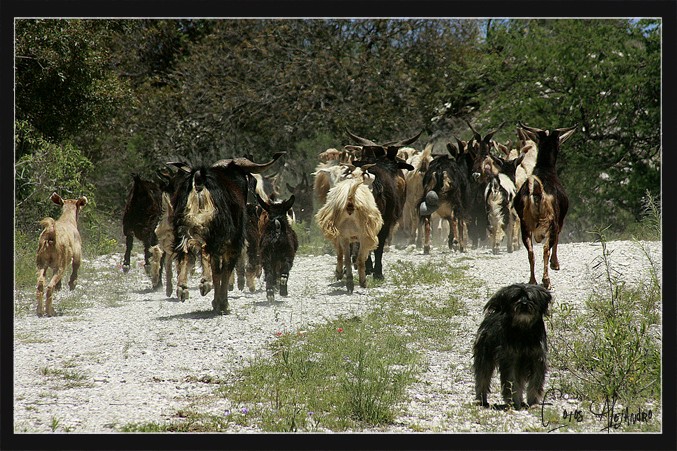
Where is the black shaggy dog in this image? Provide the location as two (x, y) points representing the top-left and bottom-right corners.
(473, 283), (552, 409)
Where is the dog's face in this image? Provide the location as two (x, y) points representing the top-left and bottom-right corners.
(484, 283), (552, 328)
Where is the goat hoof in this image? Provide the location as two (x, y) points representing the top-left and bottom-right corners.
(493, 248), (500, 255)
(237, 280), (245, 291)
(46, 308), (56, 317)
(423, 245), (430, 255)
(550, 262), (560, 270)
(266, 290), (275, 302)
(199, 281), (212, 296)
(144, 264), (151, 277)
(122, 265), (131, 273)
(178, 286), (189, 302)
(373, 273), (384, 281)
(166, 286), (173, 298)
(346, 283), (354, 294)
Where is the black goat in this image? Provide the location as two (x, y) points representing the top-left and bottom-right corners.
(167, 152), (284, 314)
(513, 122), (576, 289)
(257, 194), (298, 301)
(122, 174), (163, 287)
(419, 150), (468, 254)
(346, 129), (418, 279)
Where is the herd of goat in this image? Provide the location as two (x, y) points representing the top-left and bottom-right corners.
(34, 121), (576, 317)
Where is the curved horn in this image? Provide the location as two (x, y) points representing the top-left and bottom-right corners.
(556, 124), (578, 145)
(463, 118), (481, 141)
(346, 128), (380, 147)
(484, 121), (506, 142)
(384, 129), (423, 147)
(166, 161), (192, 174)
(518, 121), (544, 134)
(213, 152), (285, 174)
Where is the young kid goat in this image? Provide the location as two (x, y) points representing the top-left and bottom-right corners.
(257, 194), (299, 301)
(513, 122), (577, 289)
(35, 193), (87, 317)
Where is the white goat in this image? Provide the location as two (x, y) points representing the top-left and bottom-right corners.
(315, 165), (383, 294)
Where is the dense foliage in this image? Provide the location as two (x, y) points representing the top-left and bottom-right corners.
(14, 18), (661, 244)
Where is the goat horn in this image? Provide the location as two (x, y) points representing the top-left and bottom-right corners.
(346, 128), (380, 147)
(166, 161), (192, 174)
(556, 125), (578, 145)
(518, 121), (544, 134)
(554, 124), (578, 133)
(383, 129), (423, 147)
(484, 121), (506, 142)
(463, 118), (482, 141)
(213, 152), (286, 174)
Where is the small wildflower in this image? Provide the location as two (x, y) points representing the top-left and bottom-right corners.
(241, 407), (249, 415)
(224, 409), (231, 416)
(337, 327), (344, 333)
(275, 331), (283, 337)
(308, 411), (314, 416)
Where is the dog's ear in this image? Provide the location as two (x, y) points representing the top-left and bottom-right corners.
(529, 285), (553, 316)
(484, 284), (524, 314)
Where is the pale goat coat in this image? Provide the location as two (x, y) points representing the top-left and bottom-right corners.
(484, 173), (520, 255)
(315, 168), (383, 293)
(35, 193), (87, 317)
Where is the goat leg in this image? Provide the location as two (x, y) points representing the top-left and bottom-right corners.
(236, 258), (245, 291)
(199, 249), (212, 296)
(280, 272), (289, 297)
(521, 228), (537, 285)
(176, 253), (190, 301)
(164, 252), (174, 298)
(357, 242), (369, 289)
(550, 232), (561, 271)
(36, 268), (46, 317)
(334, 240), (344, 280)
(46, 269), (65, 317)
(265, 265), (276, 302)
(68, 250), (81, 291)
(423, 216), (431, 255)
(122, 234), (134, 273)
(143, 243), (152, 277)
(542, 240), (552, 289)
(343, 239), (354, 294)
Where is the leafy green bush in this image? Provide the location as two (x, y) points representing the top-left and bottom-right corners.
(548, 232), (661, 407)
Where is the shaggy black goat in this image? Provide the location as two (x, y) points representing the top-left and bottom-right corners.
(168, 152), (284, 313)
(257, 193), (298, 301)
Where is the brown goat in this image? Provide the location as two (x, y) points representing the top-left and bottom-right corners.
(35, 193), (87, 317)
(513, 122), (576, 289)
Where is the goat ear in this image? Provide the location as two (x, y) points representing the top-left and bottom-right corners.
(50, 192), (64, 206)
(77, 196), (88, 208)
(446, 142), (458, 157)
(256, 193), (269, 211)
(284, 195), (295, 211)
(514, 152), (526, 166)
(398, 162), (415, 171)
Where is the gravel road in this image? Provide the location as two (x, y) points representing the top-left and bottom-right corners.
(13, 239), (662, 434)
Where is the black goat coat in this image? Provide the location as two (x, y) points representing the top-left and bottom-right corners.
(171, 165), (248, 262)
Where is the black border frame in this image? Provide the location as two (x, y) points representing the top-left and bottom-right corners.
(2, 2), (675, 450)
